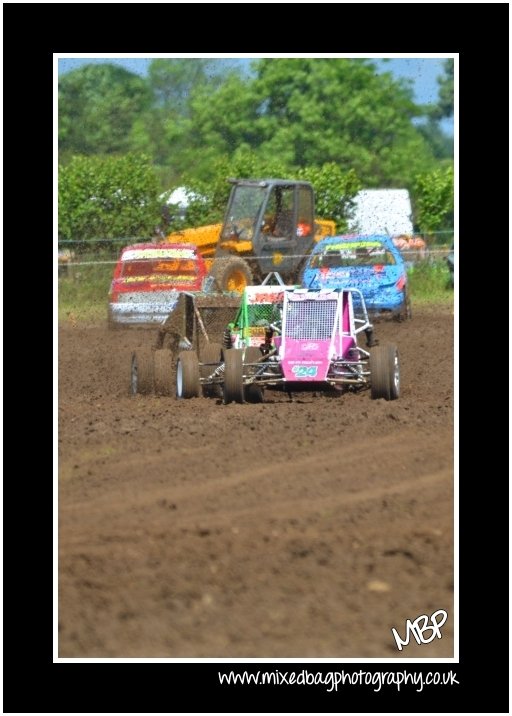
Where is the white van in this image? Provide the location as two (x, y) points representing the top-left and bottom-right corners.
(347, 189), (414, 237)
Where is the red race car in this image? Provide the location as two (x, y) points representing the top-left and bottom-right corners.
(108, 243), (208, 327)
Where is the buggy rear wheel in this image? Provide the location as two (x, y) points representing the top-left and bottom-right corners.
(370, 344), (400, 400)
(131, 348), (154, 395)
(201, 342), (222, 398)
(154, 349), (174, 395)
(223, 348), (244, 404)
(176, 351), (200, 399)
(243, 346), (264, 403)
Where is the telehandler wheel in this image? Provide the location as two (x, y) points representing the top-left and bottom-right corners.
(370, 345), (400, 400)
(210, 257), (253, 293)
(243, 346), (264, 403)
(223, 348), (245, 404)
(201, 342), (223, 398)
(176, 351), (200, 399)
(131, 348), (154, 395)
(154, 349), (174, 395)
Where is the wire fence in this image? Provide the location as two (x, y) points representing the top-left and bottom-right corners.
(57, 232), (454, 271)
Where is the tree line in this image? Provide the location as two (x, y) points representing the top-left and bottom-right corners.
(58, 58), (454, 243)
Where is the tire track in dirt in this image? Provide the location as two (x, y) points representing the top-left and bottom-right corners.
(60, 429), (452, 530)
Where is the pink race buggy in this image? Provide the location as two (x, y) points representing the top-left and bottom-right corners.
(176, 287), (400, 403)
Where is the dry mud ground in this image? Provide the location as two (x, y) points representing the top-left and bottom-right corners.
(58, 305), (454, 658)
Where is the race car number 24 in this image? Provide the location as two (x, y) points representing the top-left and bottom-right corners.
(292, 365), (318, 378)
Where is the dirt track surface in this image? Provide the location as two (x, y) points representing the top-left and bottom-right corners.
(58, 306), (454, 658)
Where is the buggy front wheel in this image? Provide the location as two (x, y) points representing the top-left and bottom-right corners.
(370, 345), (400, 400)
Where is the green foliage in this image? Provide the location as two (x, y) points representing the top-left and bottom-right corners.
(295, 164), (361, 231)
(416, 118), (453, 159)
(128, 109), (193, 170)
(58, 263), (113, 322)
(418, 60), (454, 161)
(148, 59), (230, 114)
(125, 60), (245, 176)
(407, 259), (454, 303)
(164, 58), (440, 187)
(175, 75), (262, 180)
(59, 64), (152, 155)
(256, 59), (402, 157)
(58, 153), (162, 243)
(413, 165), (454, 234)
(431, 59), (454, 120)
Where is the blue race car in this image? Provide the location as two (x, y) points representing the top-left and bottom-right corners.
(302, 234), (411, 320)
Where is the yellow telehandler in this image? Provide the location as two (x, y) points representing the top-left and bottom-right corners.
(165, 178), (335, 292)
